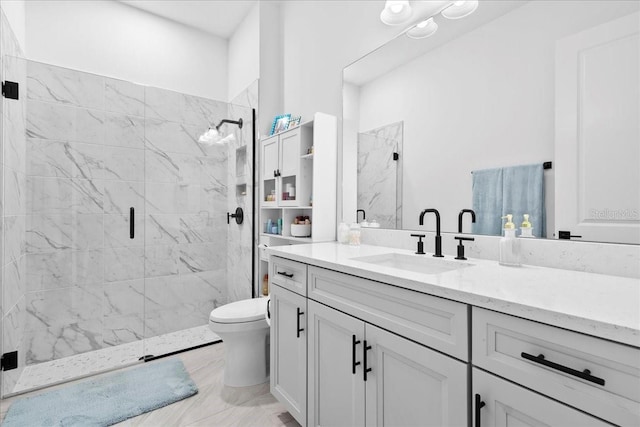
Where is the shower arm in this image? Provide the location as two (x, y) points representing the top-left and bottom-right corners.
(216, 118), (243, 130)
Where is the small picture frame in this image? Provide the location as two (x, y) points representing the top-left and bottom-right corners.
(287, 116), (302, 129)
(270, 114), (291, 135)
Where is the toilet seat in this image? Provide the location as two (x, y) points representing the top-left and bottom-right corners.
(209, 298), (267, 324)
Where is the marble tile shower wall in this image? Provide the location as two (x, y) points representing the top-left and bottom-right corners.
(1, 8), (27, 396)
(20, 60), (233, 371)
(358, 121), (403, 229)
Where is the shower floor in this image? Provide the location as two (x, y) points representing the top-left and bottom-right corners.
(11, 325), (220, 395)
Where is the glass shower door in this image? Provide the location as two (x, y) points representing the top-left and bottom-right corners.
(1, 58), (147, 396)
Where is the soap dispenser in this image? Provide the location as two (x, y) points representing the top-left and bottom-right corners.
(499, 214), (521, 267)
(520, 214), (534, 238)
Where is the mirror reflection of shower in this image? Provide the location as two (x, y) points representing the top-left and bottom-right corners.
(198, 118), (243, 145)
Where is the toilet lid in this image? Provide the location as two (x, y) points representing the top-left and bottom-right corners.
(209, 298), (267, 324)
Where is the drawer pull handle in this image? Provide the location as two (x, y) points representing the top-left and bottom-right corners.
(363, 340), (372, 381)
(474, 394), (485, 427)
(296, 308), (304, 338)
(277, 271), (294, 278)
(520, 352), (605, 386)
(352, 335), (361, 374)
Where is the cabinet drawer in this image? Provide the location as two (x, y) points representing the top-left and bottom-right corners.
(271, 257), (308, 296)
(473, 307), (640, 426)
(308, 266), (468, 361)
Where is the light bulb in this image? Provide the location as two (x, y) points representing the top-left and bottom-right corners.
(380, 1), (413, 25)
(407, 18), (438, 39)
(442, 0), (478, 19)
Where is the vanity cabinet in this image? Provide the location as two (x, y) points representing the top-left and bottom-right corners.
(307, 299), (467, 427)
(270, 283), (307, 425)
(473, 307), (640, 426)
(473, 368), (609, 427)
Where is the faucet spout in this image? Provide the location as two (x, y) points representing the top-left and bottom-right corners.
(357, 209), (366, 222)
(418, 209), (443, 257)
(458, 209), (476, 233)
(419, 209), (441, 236)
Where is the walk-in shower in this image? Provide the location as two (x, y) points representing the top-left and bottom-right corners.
(0, 56), (256, 396)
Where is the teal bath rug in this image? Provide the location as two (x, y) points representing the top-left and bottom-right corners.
(2, 358), (198, 426)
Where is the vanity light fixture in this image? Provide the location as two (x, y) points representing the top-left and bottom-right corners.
(407, 17), (439, 39)
(441, 0), (479, 20)
(380, 0), (413, 25)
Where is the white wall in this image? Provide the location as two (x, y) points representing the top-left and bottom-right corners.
(25, 0), (228, 100)
(258, 1), (283, 137)
(1, 0), (25, 49)
(228, 3), (259, 102)
(281, 1), (401, 121)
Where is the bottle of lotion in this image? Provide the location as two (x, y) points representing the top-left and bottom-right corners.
(499, 214), (521, 267)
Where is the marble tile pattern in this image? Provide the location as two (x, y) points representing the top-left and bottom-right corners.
(0, 60), (250, 394)
(1, 7), (27, 397)
(358, 121), (403, 229)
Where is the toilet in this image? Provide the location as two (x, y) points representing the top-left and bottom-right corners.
(209, 298), (270, 387)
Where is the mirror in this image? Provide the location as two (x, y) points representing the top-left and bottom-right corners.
(342, 0), (639, 244)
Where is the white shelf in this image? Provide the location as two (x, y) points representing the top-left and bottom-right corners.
(301, 153), (314, 160)
(260, 233), (313, 243)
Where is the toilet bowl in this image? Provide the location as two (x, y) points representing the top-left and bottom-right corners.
(209, 298), (270, 387)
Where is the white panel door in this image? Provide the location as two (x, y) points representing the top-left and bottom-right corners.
(262, 136), (279, 181)
(270, 285), (307, 426)
(307, 300), (365, 427)
(365, 324), (467, 427)
(555, 12), (640, 243)
(473, 368), (610, 427)
(280, 128), (301, 178)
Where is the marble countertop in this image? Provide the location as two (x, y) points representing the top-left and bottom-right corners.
(266, 242), (640, 347)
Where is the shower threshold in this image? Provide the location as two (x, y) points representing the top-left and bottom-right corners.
(8, 325), (220, 396)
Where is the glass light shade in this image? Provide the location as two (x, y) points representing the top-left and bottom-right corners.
(407, 18), (438, 39)
(380, 1), (413, 25)
(441, 0), (478, 19)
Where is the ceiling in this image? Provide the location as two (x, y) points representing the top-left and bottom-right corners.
(120, 0), (257, 38)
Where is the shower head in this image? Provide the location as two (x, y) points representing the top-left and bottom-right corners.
(198, 118), (243, 145)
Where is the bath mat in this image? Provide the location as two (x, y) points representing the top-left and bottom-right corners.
(2, 358), (198, 427)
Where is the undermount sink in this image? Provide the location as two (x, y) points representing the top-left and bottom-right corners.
(351, 252), (472, 275)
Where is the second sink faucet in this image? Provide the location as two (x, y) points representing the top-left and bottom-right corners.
(458, 209), (476, 233)
(419, 209), (443, 257)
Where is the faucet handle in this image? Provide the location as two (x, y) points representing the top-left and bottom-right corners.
(454, 235), (474, 260)
(410, 234), (426, 255)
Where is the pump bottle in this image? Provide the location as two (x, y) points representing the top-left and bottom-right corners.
(499, 214), (521, 267)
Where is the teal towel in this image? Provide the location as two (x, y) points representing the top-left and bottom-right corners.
(2, 358), (198, 427)
(503, 164), (546, 238)
(472, 163), (546, 237)
(472, 167), (503, 235)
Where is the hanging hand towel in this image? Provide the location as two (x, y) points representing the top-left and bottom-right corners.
(502, 163), (546, 237)
(472, 167), (503, 236)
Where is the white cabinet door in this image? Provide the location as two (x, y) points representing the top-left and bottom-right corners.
(307, 300), (365, 427)
(555, 12), (640, 243)
(280, 128), (301, 179)
(270, 285), (307, 426)
(473, 368), (610, 427)
(262, 136), (280, 180)
(365, 324), (467, 427)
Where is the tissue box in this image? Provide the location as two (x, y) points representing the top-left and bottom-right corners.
(290, 224), (311, 237)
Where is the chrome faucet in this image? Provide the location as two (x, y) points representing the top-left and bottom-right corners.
(419, 209), (443, 257)
(458, 209), (476, 233)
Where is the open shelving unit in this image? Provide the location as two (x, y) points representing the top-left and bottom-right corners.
(258, 113), (337, 289)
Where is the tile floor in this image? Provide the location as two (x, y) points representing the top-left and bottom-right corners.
(1, 342), (300, 427)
